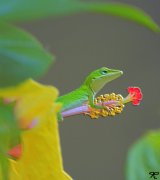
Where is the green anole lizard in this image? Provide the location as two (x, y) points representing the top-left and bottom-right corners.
(57, 67), (123, 121)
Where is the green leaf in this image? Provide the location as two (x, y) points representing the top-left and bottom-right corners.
(0, 100), (21, 180)
(0, 0), (79, 21)
(0, 22), (54, 87)
(126, 131), (160, 180)
(0, 155), (9, 180)
(82, 3), (160, 33)
(0, 1), (159, 32)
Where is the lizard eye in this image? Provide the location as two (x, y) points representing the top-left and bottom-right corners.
(101, 70), (108, 75)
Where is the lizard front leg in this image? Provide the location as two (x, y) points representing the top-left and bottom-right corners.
(57, 112), (63, 122)
(88, 94), (105, 110)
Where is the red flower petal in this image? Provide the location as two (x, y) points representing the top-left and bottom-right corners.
(127, 87), (134, 93)
(127, 87), (143, 105)
(136, 93), (143, 100)
(134, 87), (141, 93)
(8, 144), (22, 159)
(133, 99), (140, 105)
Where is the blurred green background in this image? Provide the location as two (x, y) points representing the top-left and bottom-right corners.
(18, 0), (160, 179)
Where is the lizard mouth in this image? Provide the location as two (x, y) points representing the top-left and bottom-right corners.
(102, 70), (123, 83)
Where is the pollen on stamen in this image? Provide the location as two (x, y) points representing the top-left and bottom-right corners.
(85, 93), (125, 119)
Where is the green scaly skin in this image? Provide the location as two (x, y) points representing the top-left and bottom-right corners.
(56, 67), (123, 121)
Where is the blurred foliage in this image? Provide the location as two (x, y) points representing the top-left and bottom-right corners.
(0, 0), (159, 32)
(126, 131), (160, 180)
(0, 79), (71, 179)
(0, 22), (54, 87)
(0, 0), (159, 87)
(83, 3), (160, 32)
(0, 100), (21, 180)
(0, 0), (159, 33)
(0, 0), (159, 179)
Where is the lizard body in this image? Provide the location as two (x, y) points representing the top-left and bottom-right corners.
(56, 67), (123, 121)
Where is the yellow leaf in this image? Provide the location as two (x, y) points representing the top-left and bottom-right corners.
(0, 79), (72, 180)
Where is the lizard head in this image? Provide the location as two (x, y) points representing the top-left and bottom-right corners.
(84, 67), (123, 94)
